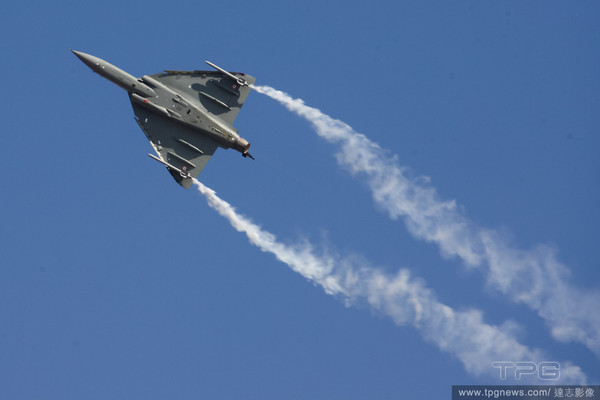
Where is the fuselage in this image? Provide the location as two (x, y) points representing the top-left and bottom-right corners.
(72, 50), (250, 155)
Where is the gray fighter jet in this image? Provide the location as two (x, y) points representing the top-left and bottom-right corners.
(72, 50), (256, 188)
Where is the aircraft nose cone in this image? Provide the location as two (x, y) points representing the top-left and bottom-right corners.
(71, 50), (97, 69)
(71, 49), (85, 60)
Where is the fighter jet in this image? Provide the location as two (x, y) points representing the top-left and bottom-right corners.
(72, 50), (256, 188)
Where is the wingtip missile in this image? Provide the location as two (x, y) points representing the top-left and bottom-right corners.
(205, 60), (249, 87)
(148, 153), (191, 178)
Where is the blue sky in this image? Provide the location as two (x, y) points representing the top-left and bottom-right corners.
(1, 1), (599, 399)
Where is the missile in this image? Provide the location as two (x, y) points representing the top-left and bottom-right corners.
(205, 60), (249, 87)
(72, 50), (156, 98)
(130, 93), (172, 118)
(147, 153), (191, 178)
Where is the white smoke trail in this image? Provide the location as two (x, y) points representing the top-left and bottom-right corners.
(251, 84), (600, 357)
(193, 179), (587, 383)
